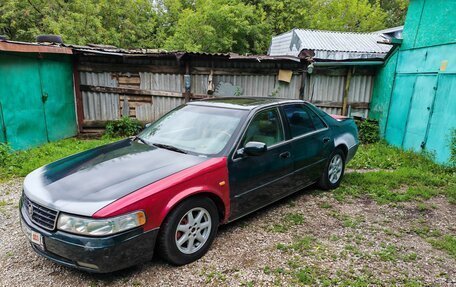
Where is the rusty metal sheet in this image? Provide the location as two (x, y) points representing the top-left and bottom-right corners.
(0, 41), (72, 54)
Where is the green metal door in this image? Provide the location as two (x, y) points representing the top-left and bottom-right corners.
(39, 55), (77, 142)
(425, 74), (456, 163)
(0, 53), (48, 149)
(402, 75), (438, 151)
(385, 75), (416, 147)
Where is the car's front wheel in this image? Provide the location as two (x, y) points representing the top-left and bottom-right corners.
(318, 148), (346, 190)
(157, 197), (219, 265)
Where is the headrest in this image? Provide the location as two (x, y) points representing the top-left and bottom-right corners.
(258, 120), (275, 133)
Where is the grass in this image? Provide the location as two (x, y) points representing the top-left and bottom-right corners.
(268, 212), (305, 233)
(428, 235), (456, 259)
(336, 142), (456, 204)
(0, 137), (119, 180)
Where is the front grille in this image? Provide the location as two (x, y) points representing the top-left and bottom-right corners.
(23, 196), (58, 231)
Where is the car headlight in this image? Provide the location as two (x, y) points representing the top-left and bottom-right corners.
(57, 211), (146, 236)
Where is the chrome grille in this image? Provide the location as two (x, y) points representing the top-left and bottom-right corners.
(23, 196), (58, 231)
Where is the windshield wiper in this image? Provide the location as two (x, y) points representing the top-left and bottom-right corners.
(134, 135), (151, 146)
(152, 143), (188, 154)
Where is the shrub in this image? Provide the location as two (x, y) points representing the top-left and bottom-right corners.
(105, 116), (143, 138)
(0, 143), (13, 167)
(355, 118), (380, 144)
(450, 129), (456, 167)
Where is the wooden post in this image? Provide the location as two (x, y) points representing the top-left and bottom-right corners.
(342, 67), (353, 116)
(72, 58), (84, 133)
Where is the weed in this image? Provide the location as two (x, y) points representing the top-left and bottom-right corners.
(375, 244), (398, 261)
(242, 281), (255, 287)
(284, 212), (304, 225)
(270, 224), (288, 233)
(295, 266), (318, 285)
(267, 212), (304, 233)
(319, 202), (332, 209)
(403, 252), (418, 262)
(450, 129), (456, 167)
(342, 215), (364, 228)
(429, 235), (456, 259)
(105, 116), (143, 138)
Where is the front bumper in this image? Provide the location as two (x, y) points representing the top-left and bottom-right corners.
(20, 199), (158, 273)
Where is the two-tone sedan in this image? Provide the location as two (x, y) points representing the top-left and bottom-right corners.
(20, 97), (358, 273)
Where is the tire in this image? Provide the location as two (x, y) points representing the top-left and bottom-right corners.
(318, 148), (346, 190)
(157, 197), (219, 265)
(36, 35), (63, 43)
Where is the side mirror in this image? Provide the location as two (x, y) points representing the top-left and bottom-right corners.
(242, 141), (267, 156)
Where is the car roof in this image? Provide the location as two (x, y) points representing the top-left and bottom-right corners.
(188, 97), (304, 110)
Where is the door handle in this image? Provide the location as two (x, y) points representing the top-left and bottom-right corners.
(279, 151), (291, 159)
(323, 137), (331, 144)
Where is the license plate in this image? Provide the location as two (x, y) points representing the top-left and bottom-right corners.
(21, 220), (44, 249)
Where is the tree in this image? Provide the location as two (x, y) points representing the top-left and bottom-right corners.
(0, 0), (407, 53)
(371, 0), (409, 28)
(241, 0), (313, 36)
(308, 0), (388, 32)
(163, 0), (270, 54)
(0, 0), (160, 48)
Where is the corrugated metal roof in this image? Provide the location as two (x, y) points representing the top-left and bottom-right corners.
(268, 29), (394, 61)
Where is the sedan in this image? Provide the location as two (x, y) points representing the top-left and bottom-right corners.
(20, 97), (359, 273)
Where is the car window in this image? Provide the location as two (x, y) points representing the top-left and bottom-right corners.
(308, 108), (327, 130)
(283, 104), (316, 137)
(241, 108), (284, 147)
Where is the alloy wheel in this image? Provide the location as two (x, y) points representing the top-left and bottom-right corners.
(175, 207), (212, 254)
(328, 154), (343, 184)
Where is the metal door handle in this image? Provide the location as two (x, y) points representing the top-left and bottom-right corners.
(323, 137), (331, 144)
(279, 151), (291, 159)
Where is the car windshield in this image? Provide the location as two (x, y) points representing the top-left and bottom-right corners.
(138, 105), (247, 155)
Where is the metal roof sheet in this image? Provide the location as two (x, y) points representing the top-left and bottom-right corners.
(0, 40), (72, 54)
(268, 29), (394, 61)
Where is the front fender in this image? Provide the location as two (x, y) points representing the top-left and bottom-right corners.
(161, 186), (229, 225)
(93, 157), (230, 231)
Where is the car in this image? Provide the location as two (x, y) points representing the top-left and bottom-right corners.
(20, 97), (359, 273)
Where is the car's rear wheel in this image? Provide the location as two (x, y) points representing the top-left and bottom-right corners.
(318, 148), (345, 190)
(157, 197), (219, 265)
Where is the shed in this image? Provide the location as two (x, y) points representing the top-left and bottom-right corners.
(268, 28), (402, 117)
(268, 29), (394, 61)
(0, 40), (77, 150)
(370, 0), (456, 164)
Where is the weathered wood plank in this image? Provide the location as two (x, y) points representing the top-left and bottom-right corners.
(80, 85), (183, 98)
(78, 63), (181, 74)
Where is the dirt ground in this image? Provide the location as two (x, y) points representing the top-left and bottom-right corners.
(0, 178), (455, 286)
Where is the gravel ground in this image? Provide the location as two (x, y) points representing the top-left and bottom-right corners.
(0, 177), (455, 286)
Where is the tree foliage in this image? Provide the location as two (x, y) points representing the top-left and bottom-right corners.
(0, 0), (409, 53)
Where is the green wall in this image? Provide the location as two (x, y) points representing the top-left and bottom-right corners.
(370, 0), (456, 164)
(369, 49), (399, 136)
(0, 52), (77, 150)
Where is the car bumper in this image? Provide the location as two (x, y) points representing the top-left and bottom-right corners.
(20, 200), (158, 273)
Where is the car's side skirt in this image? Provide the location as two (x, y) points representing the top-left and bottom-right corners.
(227, 180), (317, 223)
